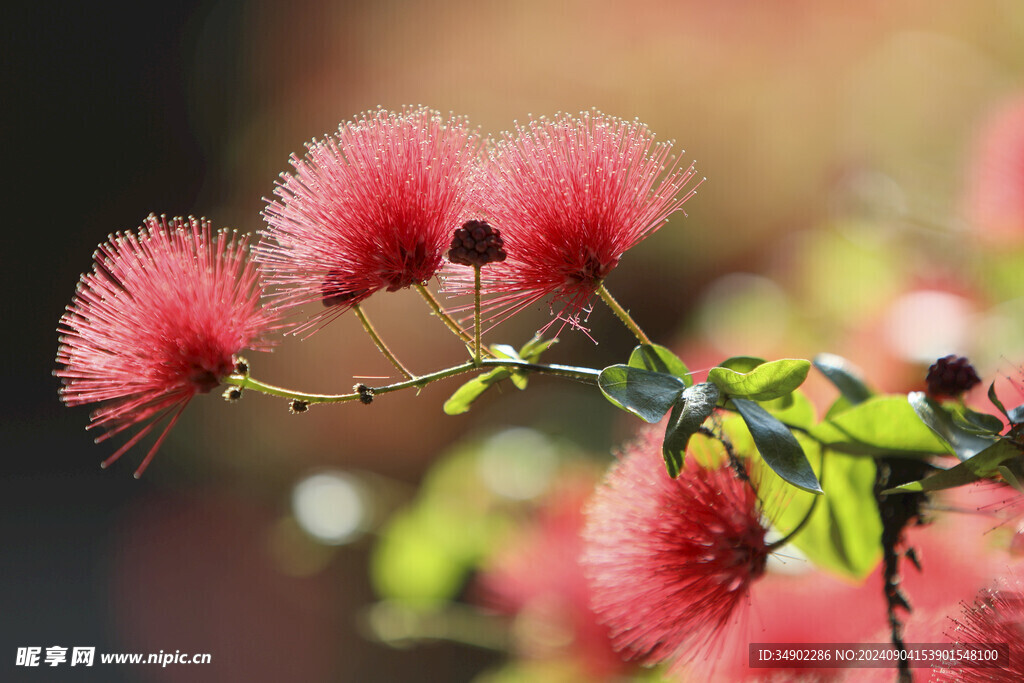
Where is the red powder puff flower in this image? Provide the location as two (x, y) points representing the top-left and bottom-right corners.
(963, 95), (1024, 243)
(56, 215), (276, 477)
(448, 110), (702, 334)
(259, 106), (483, 334)
(581, 428), (769, 670)
(932, 582), (1024, 682)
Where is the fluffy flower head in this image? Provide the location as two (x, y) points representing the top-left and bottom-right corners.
(454, 110), (702, 333)
(581, 428), (769, 669)
(933, 583), (1024, 682)
(259, 106), (482, 333)
(56, 215), (276, 476)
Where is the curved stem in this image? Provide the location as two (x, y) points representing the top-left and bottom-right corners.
(767, 447), (828, 551)
(414, 283), (475, 347)
(352, 303), (414, 380)
(223, 358), (600, 405)
(596, 282), (651, 345)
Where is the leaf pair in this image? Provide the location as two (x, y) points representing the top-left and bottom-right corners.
(600, 351), (821, 493)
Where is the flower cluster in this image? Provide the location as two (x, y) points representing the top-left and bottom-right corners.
(56, 215), (276, 477)
(58, 107), (701, 472)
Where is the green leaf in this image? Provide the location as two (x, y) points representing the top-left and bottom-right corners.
(811, 395), (953, 457)
(908, 392), (997, 460)
(518, 335), (557, 363)
(769, 448), (881, 579)
(662, 382), (720, 477)
(1010, 404), (1024, 425)
(598, 365), (686, 423)
(489, 344), (518, 359)
(629, 344), (693, 387)
(442, 368), (511, 415)
(989, 381), (1010, 421)
(823, 395), (854, 420)
(708, 359), (812, 402)
(760, 390), (817, 431)
(999, 459), (1024, 493)
(507, 336), (558, 390)
(950, 404), (1006, 435)
(813, 353), (872, 405)
(733, 398), (822, 493)
(718, 356), (766, 373)
(884, 439), (1022, 494)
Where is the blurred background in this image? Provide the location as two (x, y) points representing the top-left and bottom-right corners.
(5, 0), (1024, 680)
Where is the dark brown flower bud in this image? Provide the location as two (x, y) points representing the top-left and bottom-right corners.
(926, 355), (981, 397)
(447, 220), (506, 267)
(289, 399), (310, 413)
(355, 384), (375, 405)
(222, 387), (242, 402)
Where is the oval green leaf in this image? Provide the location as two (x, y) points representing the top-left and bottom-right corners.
(813, 353), (872, 405)
(812, 395), (953, 457)
(908, 392), (996, 461)
(442, 368), (510, 415)
(733, 398), (822, 493)
(768, 448), (881, 579)
(718, 356), (766, 373)
(598, 365), (686, 423)
(708, 358), (811, 402)
(884, 439), (1021, 494)
(662, 382), (720, 477)
(629, 344), (693, 387)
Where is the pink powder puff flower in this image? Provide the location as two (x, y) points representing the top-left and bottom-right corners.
(448, 110), (702, 334)
(581, 427), (769, 670)
(258, 106), (483, 334)
(932, 582), (1024, 682)
(56, 214), (276, 477)
(963, 95), (1024, 243)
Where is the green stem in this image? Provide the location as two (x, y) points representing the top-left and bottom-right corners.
(414, 283), (475, 348)
(767, 447), (827, 551)
(596, 282), (651, 345)
(224, 358), (600, 405)
(352, 303), (414, 380)
(473, 265), (482, 367)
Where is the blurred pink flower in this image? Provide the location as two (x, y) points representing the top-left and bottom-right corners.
(581, 428), (769, 670)
(451, 110), (702, 334)
(259, 106), (482, 333)
(933, 582), (1024, 682)
(56, 215), (275, 476)
(475, 475), (628, 678)
(963, 95), (1024, 243)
